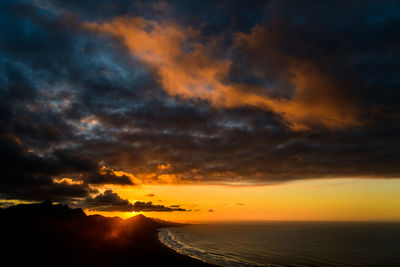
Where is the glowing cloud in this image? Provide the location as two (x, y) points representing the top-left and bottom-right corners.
(86, 17), (361, 131)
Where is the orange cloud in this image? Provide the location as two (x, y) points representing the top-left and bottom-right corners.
(86, 17), (362, 131)
(133, 172), (184, 185)
(85, 17), (230, 101)
(53, 177), (84, 185)
(269, 65), (362, 131)
(157, 163), (171, 170)
(99, 166), (142, 185)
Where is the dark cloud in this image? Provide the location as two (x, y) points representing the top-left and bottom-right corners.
(80, 190), (187, 212)
(0, 0), (399, 210)
(0, 133), (97, 202)
(132, 202), (188, 212)
(85, 167), (134, 185)
(146, 193), (155, 197)
(80, 189), (134, 212)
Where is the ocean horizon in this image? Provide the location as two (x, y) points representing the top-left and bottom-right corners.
(159, 221), (400, 267)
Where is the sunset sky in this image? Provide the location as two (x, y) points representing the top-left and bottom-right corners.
(1, 0), (399, 222)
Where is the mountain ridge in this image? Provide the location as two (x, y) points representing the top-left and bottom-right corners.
(0, 201), (213, 267)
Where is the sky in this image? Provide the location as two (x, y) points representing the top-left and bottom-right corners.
(0, 0), (399, 221)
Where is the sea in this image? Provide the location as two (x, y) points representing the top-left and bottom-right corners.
(158, 221), (400, 267)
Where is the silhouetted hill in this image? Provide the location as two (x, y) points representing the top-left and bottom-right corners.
(127, 213), (186, 228)
(2, 200), (86, 219)
(0, 201), (214, 267)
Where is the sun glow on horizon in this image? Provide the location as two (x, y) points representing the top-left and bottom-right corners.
(88, 178), (400, 223)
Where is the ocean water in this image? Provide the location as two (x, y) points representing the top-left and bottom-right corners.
(158, 222), (400, 267)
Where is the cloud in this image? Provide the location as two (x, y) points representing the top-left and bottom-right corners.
(0, 133), (96, 201)
(146, 193), (155, 197)
(233, 24), (364, 131)
(85, 166), (135, 185)
(80, 189), (134, 212)
(80, 190), (188, 212)
(157, 163), (170, 170)
(132, 201), (188, 212)
(85, 15), (363, 131)
(0, 0), (399, 208)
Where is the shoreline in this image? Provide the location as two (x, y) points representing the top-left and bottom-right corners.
(155, 226), (217, 267)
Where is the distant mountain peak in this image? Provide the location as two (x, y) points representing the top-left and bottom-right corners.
(127, 213), (151, 223)
(1, 202), (184, 229)
(121, 213), (184, 229)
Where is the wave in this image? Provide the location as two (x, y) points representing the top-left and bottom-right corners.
(158, 228), (263, 267)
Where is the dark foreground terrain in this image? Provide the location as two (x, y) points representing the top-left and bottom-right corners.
(0, 201), (215, 267)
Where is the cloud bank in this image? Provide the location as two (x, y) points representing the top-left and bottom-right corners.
(0, 0), (399, 210)
(86, 16), (362, 131)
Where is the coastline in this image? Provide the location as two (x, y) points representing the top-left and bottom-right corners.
(155, 226), (217, 266)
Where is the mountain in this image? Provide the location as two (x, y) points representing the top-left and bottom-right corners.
(1, 200), (86, 219)
(127, 213), (186, 228)
(0, 201), (213, 267)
